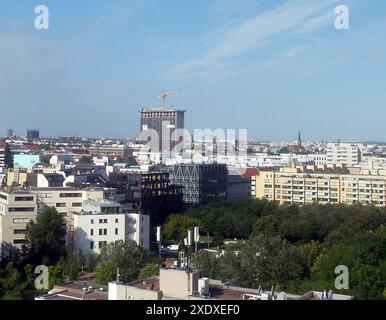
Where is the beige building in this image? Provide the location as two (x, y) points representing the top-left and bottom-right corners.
(253, 165), (386, 206)
(30, 187), (106, 217)
(0, 189), (38, 255)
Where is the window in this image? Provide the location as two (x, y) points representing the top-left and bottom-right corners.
(13, 218), (29, 224)
(98, 241), (107, 249)
(115, 218), (119, 223)
(8, 207), (35, 212)
(104, 229), (107, 235)
(14, 229), (26, 235)
(15, 196), (34, 202)
(56, 203), (66, 208)
(72, 203), (82, 207)
(59, 193), (82, 198)
(0, 194), (7, 200)
(90, 241), (94, 250)
(99, 229), (103, 235)
(91, 219), (94, 224)
(90, 229), (94, 236)
(115, 228), (118, 235)
(13, 239), (26, 244)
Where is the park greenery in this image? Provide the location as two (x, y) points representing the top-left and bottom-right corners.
(164, 199), (386, 299)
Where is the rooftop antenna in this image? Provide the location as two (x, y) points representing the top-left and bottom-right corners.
(116, 268), (120, 283)
(156, 226), (162, 258)
(158, 90), (178, 108)
(194, 226), (200, 253)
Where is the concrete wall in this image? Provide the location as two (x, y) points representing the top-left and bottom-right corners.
(159, 269), (201, 299)
(108, 282), (162, 300)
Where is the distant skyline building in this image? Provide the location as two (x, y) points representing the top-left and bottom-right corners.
(6, 129), (13, 138)
(140, 108), (185, 155)
(0, 141), (12, 168)
(27, 129), (40, 140)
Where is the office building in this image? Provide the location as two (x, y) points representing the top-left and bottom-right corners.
(0, 141), (12, 168)
(6, 129), (13, 138)
(27, 129), (40, 141)
(140, 108), (185, 154)
(108, 171), (184, 227)
(89, 145), (132, 158)
(253, 165), (386, 206)
(0, 189), (38, 256)
(168, 163), (228, 204)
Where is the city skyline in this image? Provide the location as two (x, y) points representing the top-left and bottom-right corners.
(1, 0), (386, 141)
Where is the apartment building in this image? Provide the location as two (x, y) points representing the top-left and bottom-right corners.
(30, 187), (106, 216)
(70, 199), (149, 254)
(253, 165), (386, 207)
(326, 143), (362, 166)
(0, 189), (37, 255)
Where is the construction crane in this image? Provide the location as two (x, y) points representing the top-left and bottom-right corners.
(158, 90), (178, 108)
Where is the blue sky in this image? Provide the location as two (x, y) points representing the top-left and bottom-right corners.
(1, 0), (386, 141)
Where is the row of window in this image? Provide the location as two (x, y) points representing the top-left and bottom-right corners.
(56, 203), (82, 208)
(90, 228), (119, 236)
(90, 218), (119, 224)
(8, 207), (35, 212)
(89, 241), (107, 250)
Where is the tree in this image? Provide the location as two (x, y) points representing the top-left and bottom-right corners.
(325, 206), (386, 247)
(95, 261), (118, 285)
(95, 241), (154, 284)
(79, 155), (92, 164)
(310, 226), (386, 299)
(48, 265), (64, 289)
(163, 215), (202, 242)
(25, 207), (66, 266)
(139, 264), (159, 279)
(193, 235), (308, 291)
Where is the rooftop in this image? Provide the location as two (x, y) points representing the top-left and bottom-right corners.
(35, 282), (108, 301)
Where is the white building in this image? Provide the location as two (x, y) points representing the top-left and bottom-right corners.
(71, 199), (149, 255)
(326, 143), (362, 166)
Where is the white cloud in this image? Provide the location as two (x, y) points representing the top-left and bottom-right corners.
(164, 0), (340, 82)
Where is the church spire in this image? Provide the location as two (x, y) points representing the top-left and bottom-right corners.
(297, 131), (302, 148)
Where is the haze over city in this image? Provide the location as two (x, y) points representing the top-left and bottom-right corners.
(1, 0), (386, 140)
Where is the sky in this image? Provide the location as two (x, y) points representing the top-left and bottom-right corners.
(0, 0), (386, 141)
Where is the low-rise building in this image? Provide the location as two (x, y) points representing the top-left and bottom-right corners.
(108, 267), (353, 301)
(35, 282), (108, 300)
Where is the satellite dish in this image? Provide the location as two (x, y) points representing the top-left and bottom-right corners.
(277, 292), (287, 300)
